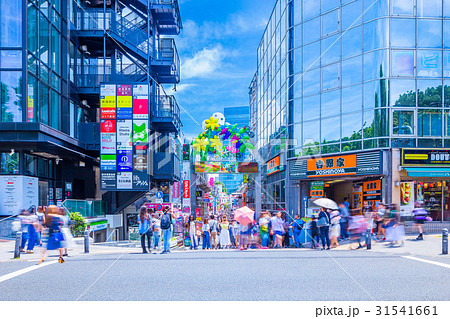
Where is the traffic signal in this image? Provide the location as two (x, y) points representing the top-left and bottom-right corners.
(182, 144), (190, 161)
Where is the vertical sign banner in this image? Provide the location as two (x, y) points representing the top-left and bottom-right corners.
(132, 85), (149, 119)
(172, 181), (180, 199)
(116, 120), (132, 151)
(100, 84), (116, 119)
(27, 85), (34, 121)
(183, 180), (190, 198)
(100, 83), (150, 191)
(400, 182), (415, 216)
(100, 120), (116, 154)
(116, 85), (132, 119)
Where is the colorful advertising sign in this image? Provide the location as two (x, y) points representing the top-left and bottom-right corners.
(117, 172), (132, 189)
(194, 162), (257, 174)
(310, 181), (324, 198)
(100, 83), (149, 191)
(400, 182), (415, 216)
(133, 144), (148, 171)
(100, 84), (116, 119)
(402, 148), (450, 166)
(116, 85), (132, 119)
(172, 181), (180, 199)
(267, 155), (283, 175)
(132, 84), (149, 119)
(132, 120), (148, 143)
(132, 172), (149, 190)
(100, 172), (116, 190)
(363, 180), (382, 208)
(101, 155), (116, 171)
(116, 120), (132, 151)
(117, 150), (133, 172)
(182, 180), (190, 198)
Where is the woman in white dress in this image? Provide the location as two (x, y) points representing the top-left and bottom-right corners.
(219, 216), (231, 248)
(329, 210), (341, 248)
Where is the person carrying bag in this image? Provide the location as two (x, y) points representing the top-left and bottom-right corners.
(317, 208), (331, 250)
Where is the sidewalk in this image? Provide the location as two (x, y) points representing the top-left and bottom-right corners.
(0, 237), (143, 263)
(331, 234), (449, 259)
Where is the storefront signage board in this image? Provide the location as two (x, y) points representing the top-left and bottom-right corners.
(290, 151), (382, 179)
(402, 148), (450, 166)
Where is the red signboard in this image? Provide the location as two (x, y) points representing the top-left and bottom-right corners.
(182, 180), (190, 198)
(100, 120), (116, 133)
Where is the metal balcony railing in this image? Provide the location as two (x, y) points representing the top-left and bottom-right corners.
(154, 94), (180, 121)
(154, 38), (180, 81)
(76, 64), (147, 87)
(151, 0), (182, 33)
(77, 8), (112, 31)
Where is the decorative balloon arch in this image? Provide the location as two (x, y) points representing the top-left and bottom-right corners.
(191, 112), (255, 162)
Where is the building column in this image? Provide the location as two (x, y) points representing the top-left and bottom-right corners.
(390, 148), (401, 209)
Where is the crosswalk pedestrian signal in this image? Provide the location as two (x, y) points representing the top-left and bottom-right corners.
(182, 144), (190, 161)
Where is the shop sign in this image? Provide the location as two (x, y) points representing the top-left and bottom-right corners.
(101, 155), (116, 171)
(172, 182), (180, 199)
(100, 84), (116, 119)
(89, 219), (108, 231)
(267, 155), (284, 176)
(101, 172), (116, 190)
(56, 188), (62, 200)
(117, 150), (133, 172)
(363, 180), (381, 201)
(117, 172), (132, 189)
(0, 176), (38, 216)
(116, 85), (132, 119)
(132, 120), (148, 143)
(310, 181), (324, 198)
(116, 120), (132, 151)
(400, 182), (414, 216)
(402, 148), (450, 166)
(133, 144), (148, 171)
(290, 151), (382, 179)
(132, 172), (149, 190)
(182, 180), (190, 198)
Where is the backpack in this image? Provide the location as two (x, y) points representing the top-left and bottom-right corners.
(160, 213), (171, 229)
(294, 220), (303, 231)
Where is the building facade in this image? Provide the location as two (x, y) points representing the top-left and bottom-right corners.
(0, 0), (182, 218)
(251, 0), (450, 221)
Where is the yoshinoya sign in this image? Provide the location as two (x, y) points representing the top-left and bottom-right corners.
(289, 151), (382, 179)
(402, 148), (450, 166)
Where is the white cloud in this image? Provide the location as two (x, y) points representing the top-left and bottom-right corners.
(181, 45), (225, 79)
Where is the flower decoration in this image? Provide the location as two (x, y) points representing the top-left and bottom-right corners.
(210, 135), (223, 151)
(192, 137), (208, 152)
(205, 116), (220, 130)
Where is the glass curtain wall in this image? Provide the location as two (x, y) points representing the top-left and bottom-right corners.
(0, 0), (23, 122)
(278, 0), (450, 157)
(26, 0), (63, 130)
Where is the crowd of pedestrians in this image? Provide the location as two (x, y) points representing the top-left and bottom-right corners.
(136, 198), (431, 253)
(13, 205), (73, 264)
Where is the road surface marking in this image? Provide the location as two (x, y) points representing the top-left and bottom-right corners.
(0, 260), (58, 284)
(402, 256), (450, 269)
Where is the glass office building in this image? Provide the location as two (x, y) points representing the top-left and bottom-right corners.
(251, 0), (450, 221)
(0, 1), (182, 219)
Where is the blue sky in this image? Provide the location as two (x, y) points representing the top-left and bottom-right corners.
(169, 0), (275, 140)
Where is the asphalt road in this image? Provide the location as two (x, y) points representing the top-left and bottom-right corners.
(0, 249), (449, 301)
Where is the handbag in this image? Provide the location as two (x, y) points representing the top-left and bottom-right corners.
(53, 232), (65, 242)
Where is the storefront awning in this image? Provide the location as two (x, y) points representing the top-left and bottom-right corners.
(404, 167), (450, 177)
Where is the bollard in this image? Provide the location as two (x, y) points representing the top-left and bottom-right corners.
(14, 231), (22, 259)
(443, 228), (448, 255)
(84, 230), (89, 254)
(366, 229), (371, 250)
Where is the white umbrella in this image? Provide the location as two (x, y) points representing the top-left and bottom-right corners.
(313, 198), (338, 210)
